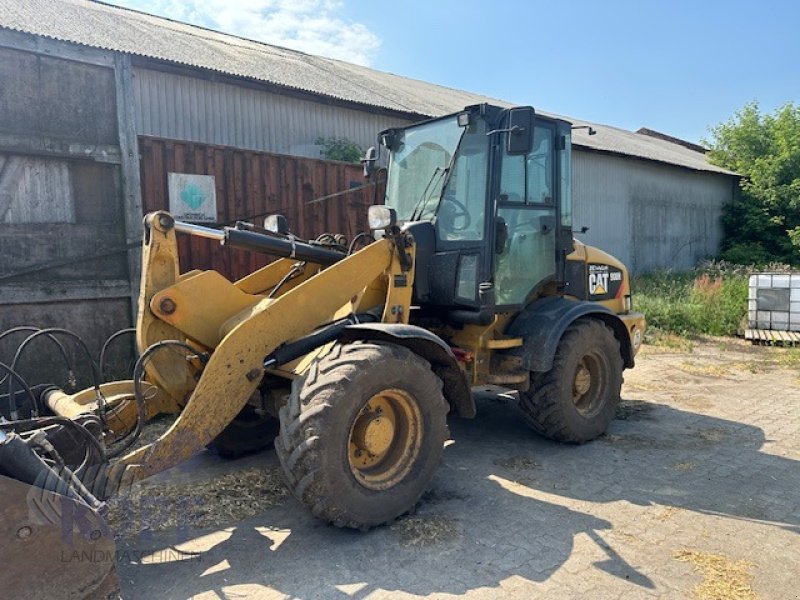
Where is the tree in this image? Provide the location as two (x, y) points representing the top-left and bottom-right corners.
(705, 102), (800, 265)
(315, 136), (364, 163)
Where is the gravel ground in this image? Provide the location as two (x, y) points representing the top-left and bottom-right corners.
(115, 337), (800, 600)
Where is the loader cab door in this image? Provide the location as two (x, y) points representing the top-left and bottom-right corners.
(494, 120), (560, 307)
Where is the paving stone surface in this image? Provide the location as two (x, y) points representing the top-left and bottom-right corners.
(117, 338), (800, 599)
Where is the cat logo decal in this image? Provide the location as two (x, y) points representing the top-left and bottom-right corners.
(588, 265), (610, 296)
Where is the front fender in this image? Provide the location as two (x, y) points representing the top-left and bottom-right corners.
(338, 323), (475, 418)
(505, 297), (634, 373)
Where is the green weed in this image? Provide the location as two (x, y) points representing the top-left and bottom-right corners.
(632, 263), (749, 338)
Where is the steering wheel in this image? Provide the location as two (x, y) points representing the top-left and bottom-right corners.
(440, 197), (471, 231)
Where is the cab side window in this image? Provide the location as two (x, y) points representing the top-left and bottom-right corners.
(499, 126), (553, 205)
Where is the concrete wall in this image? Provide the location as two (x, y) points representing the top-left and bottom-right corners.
(0, 39), (135, 383)
(572, 150), (733, 273)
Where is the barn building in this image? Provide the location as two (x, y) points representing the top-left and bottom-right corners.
(0, 0), (737, 357)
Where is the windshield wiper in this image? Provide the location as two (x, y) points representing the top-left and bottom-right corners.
(410, 166), (448, 222)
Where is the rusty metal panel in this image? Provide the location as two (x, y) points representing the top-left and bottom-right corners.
(133, 68), (414, 158)
(139, 136), (379, 281)
(572, 150), (732, 274)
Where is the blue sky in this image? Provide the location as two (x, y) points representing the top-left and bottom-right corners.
(109, 0), (798, 143)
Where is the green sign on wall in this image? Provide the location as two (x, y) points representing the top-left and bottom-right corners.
(168, 173), (217, 223)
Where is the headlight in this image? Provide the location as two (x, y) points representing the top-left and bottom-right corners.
(367, 205), (397, 230)
(264, 214), (289, 235)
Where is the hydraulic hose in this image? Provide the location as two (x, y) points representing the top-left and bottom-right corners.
(9, 328), (105, 424)
(0, 361), (38, 419)
(107, 339), (199, 459)
(99, 328), (136, 382)
(0, 326), (75, 388)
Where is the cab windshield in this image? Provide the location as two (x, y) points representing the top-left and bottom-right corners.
(384, 116), (464, 222)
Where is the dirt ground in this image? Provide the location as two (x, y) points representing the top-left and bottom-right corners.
(115, 337), (800, 600)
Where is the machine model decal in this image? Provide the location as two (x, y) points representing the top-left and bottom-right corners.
(588, 264), (623, 300)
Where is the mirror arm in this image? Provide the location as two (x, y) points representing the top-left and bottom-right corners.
(361, 145), (378, 179)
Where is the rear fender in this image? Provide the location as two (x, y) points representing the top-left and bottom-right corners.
(505, 297), (634, 373)
(339, 323), (476, 418)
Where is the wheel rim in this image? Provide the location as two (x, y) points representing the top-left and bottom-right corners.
(572, 353), (605, 417)
(348, 388), (423, 491)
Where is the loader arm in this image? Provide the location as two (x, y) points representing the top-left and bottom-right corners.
(109, 213), (411, 488)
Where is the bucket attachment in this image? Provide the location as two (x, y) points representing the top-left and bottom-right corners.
(0, 423), (119, 599)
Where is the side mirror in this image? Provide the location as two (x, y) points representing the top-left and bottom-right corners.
(264, 214), (289, 235)
(361, 146), (378, 179)
(506, 107), (535, 155)
(495, 216), (508, 254)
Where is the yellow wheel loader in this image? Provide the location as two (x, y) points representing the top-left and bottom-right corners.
(0, 103), (644, 595)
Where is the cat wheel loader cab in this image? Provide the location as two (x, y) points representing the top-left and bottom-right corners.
(0, 102), (644, 592)
(375, 104), (644, 414)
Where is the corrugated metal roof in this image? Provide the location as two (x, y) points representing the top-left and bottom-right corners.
(0, 0), (735, 176)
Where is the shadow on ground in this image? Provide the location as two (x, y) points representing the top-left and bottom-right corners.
(117, 390), (799, 599)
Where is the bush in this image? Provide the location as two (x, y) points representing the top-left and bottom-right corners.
(315, 136), (364, 163)
(632, 262), (750, 337)
(706, 102), (800, 266)
(719, 242), (776, 266)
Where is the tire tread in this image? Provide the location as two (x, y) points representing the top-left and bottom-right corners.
(275, 341), (448, 529)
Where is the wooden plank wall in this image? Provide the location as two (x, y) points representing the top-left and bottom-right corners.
(138, 136), (381, 281)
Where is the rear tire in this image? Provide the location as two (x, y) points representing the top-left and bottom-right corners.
(212, 406), (278, 459)
(519, 319), (623, 443)
(276, 341), (448, 529)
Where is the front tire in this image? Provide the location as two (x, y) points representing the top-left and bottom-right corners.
(276, 341), (449, 529)
(520, 319), (623, 443)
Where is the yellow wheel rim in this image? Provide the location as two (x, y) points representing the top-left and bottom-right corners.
(348, 388), (423, 491)
(573, 360), (592, 399)
(572, 354), (605, 417)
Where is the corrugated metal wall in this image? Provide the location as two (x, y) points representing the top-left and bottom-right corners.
(139, 137), (378, 281)
(133, 68), (414, 158)
(573, 151), (732, 273)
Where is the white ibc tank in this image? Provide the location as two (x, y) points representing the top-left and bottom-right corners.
(748, 273), (800, 331)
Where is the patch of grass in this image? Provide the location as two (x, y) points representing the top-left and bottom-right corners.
(671, 460), (697, 471)
(107, 467), (288, 536)
(644, 329), (695, 351)
(773, 347), (800, 368)
(698, 428), (727, 443)
(616, 399), (655, 420)
(675, 549), (758, 600)
(679, 360), (732, 377)
(493, 456), (540, 471)
(633, 263), (749, 338)
(391, 514), (460, 546)
(656, 505), (680, 521)
(736, 360), (768, 374)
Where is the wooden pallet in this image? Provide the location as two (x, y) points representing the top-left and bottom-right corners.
(744, 329), (800, 345)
